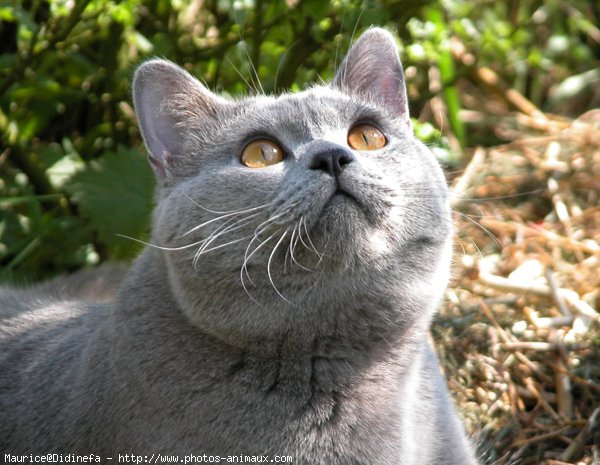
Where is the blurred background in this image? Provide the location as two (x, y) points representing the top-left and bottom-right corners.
(1, 1), (599, 463)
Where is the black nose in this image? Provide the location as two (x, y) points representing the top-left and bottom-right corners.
(309, 148), (355, 178)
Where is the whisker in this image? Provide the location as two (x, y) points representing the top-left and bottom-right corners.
(295, 217), (312, 252)
(241, 206), (294, 286)
(226, 54), (256, 95)
(231, 8), (264, 95)
(184, 193), (268, 217)
(453, 210), (503, 249)
(241, 234), (261, 287)
(349, 5), (365, 49)
(183, 208), (262, 238)
(274, 38), (301, 92)
(283, 222), (295, 274)
(301, 216), (324, 260)
(252, 202), (298, 240)
(200, 212), (260, 249)
(267, 230), (290, 303)
(193, 235), (254, 268)
(451, 188), (546, 203)
(333, 9), (346, 70)
(453, 237), (467, 258)
(117, 234), (205, 252)
(240, 230), (280, 298)
(289, 218), (314, 272)
(192, 215), (259, 268)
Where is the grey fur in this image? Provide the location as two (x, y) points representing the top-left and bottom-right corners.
(0, 28), (477, 464)
(0, 264), (128, 306)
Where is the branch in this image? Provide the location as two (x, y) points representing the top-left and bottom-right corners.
(0, 0), (92, 97)
(477, 270), (600, 323)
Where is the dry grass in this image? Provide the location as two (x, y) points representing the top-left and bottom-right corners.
(436, 109), (600, 464)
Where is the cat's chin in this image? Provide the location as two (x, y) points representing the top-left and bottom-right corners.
(307, 195), (388, 263)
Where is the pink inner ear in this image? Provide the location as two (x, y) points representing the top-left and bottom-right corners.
(148, 153), (167, 179)
(379, 74), (398, 103)
(134, 59), (229, 181)
(333, 30), (411, 128)
(378, 73), (411, 130)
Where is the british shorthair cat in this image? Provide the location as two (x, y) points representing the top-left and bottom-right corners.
(0, 28), (477, 464)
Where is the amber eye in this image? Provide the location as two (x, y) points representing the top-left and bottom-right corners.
(241, 139), (284, 168)
(347, 124), (386, 151)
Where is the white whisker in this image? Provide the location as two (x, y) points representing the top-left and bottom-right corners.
(453, 210), (503, 249)
(252, 203), (298, 240)
(194, 235), (254, 266)
(192, 214), (260, 268)
(301, 216), (323, 260)
(117, 234), (205, 252)
(240, 230), (280, 299)
(289, 219), (313, 272)
(184, 193), (269, 215)
(182, 207), (265, 237)
(267, 230), (290, 303)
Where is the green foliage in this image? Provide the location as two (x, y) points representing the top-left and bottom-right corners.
(1, 0), (599, 281)
(67, 146), (154, 259)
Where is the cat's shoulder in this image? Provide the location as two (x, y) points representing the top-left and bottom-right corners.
(0, 264), (126, 325)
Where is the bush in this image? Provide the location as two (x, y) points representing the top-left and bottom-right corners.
(2, 0), (598, 281)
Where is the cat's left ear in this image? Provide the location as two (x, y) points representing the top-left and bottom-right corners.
(333, 28), (411, 130)
(133, 59), (228, 179)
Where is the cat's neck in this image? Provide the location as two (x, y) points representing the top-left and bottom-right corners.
(114, 247), (429, 392)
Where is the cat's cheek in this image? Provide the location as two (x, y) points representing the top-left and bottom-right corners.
(363, 229), (393, 257)
(387, 236), (453, 312)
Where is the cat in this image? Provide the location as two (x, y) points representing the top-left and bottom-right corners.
(0, 264), (128, 307)
(0, 28), (478, 464)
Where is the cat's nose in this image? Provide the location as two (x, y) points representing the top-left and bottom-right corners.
(309, 148), (355, 178)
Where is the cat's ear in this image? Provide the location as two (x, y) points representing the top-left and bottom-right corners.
(133, 59), (227, 178)
(333, 28), (411, 130)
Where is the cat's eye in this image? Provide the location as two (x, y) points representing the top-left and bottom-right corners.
(347, 124), (386, 151)
(241, 139), (284, 168)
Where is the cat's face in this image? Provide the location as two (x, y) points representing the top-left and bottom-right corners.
(133, 29), (452, 343)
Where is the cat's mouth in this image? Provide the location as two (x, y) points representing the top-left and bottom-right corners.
(319, 183), (384, 228)
(329, 189), (358, 205)
(321, 188), (365, 215)
(318, 186), (371, 222)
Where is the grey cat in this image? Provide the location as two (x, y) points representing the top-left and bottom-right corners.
(0, 28), (477, 464)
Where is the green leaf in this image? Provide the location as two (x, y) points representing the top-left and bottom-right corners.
(67, 147), (155, 259)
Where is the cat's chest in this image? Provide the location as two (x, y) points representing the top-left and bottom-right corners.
(110, 321), (409, 460)
(191, 358), (404, 462)
(165, 388), (404, 464)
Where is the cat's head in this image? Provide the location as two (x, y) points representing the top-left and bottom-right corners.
(132, 28), (452, 345)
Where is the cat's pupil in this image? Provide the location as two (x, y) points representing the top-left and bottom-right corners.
(241, 139), (283, 168)
(347, 124), (386, 151)
(261, 144), (278, 162)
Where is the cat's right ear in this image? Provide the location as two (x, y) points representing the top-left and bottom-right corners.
(332, 28), (411, 130)
(133, 59), (227, 178)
